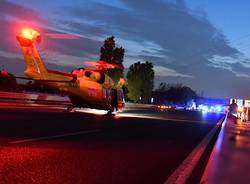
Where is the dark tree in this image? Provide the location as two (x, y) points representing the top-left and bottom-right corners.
(100, 36), (125, 83)
(127, 61), (154, 103)
(127, 62), (142, 102)
(100, 36), (115, 63)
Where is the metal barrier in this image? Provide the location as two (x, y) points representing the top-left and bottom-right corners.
(0, 91), (71, 105)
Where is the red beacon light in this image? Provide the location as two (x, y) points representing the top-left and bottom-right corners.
(16, 28), (41, 46)
(22, 29), (38, 39)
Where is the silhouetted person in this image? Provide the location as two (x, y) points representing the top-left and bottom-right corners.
(229, 99), (238, 114)
(229, 99), (238, 123)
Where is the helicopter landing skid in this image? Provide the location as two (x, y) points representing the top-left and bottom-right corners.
(65, 105), (74, 112)
(105, 109), (117, 117)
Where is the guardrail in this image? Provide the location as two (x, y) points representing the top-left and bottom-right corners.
(125, 102), (156, 109)
(0, 91), (71, 105)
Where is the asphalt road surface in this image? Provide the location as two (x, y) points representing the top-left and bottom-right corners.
(0, 102), (224, 184)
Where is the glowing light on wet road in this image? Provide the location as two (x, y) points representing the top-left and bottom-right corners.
(75, 108), (109, 115)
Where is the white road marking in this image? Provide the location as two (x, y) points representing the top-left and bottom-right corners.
(9, 129), (101, 144)
(116, 113), (204, 123)
(164, 115), (226, 184)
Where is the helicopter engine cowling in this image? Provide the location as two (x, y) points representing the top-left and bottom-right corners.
(90, 71), (101, 81)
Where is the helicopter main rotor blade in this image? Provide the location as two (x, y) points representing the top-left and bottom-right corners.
(83, 60), (123, 69)
(45, 33), (80, 40)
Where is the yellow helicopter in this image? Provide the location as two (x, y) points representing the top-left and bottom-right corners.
(16, 28), (125, 114)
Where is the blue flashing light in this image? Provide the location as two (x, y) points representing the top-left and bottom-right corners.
(215, 105), (222, 112)
(198, 104), (224, 113)
(201, 105), (209, 112)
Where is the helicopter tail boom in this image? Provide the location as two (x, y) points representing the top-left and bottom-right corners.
(16, 28), (71, 82)
(16, 28), (49, 80)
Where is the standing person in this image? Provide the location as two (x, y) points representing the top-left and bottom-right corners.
(229, 99), (238, 115)
(229, 99), (238, 123)
(112, 89), (118, 111)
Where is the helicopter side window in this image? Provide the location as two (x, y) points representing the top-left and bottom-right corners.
(85, 71), (91, 77)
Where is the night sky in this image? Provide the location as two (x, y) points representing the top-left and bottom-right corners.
(1, 0), (250, 99)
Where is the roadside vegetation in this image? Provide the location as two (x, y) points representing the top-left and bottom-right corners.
(153, 82), (198, 106)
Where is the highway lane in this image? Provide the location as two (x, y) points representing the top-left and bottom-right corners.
(0, 104), (224, 184)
